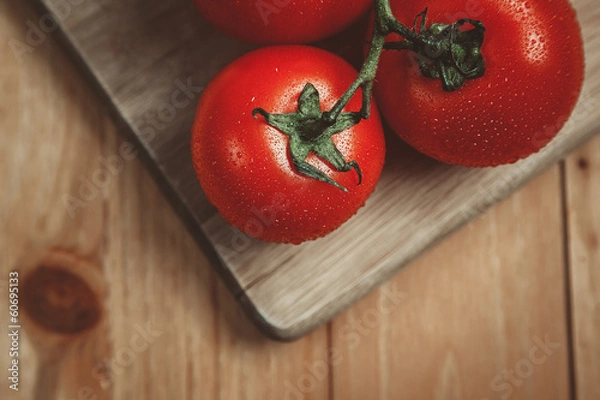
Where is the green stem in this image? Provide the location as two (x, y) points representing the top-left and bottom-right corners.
(325, 0), (432, 122)
(325, 1), (388, 122)
(253, 0), (486, 190)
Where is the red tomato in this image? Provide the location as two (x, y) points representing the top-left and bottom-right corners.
(191, 46), (386, 244)
(375, 0), (585, 167)
(192, 0), (372, 44)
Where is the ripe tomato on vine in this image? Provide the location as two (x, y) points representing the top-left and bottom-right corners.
(190, 0), (585, 243)
(191, 46), (386, 244)
(374, 0), (585, 167)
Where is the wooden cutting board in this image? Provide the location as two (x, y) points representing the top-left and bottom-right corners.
(34, 0), (600, 340)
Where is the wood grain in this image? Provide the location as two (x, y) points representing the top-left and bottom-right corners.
(1, 1), (599, 399)
(0, 3), (332, 400)
(32, 0), (600, 339)
(565, 135), (600, 400)
(330, 166), (571, 400)
(0, 2), (113, 398)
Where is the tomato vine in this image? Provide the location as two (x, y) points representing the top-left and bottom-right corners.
(253, 0), (486, 191)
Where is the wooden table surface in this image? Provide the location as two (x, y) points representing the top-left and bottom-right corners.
(1, 1), (599, 399)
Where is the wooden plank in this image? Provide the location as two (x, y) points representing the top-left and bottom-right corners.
(32, 0), (600, 339)
(331, 166), (571, 400)
(0, 3), (114, 399)
(215, 284), (329, 400)
(565, 135), (600, 400)
(99, 152), (220, 400)
(0, 3), (330, 399)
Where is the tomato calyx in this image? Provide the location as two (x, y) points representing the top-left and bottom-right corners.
(253, 83), (363, 192)
(384, 9), (486, 92)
